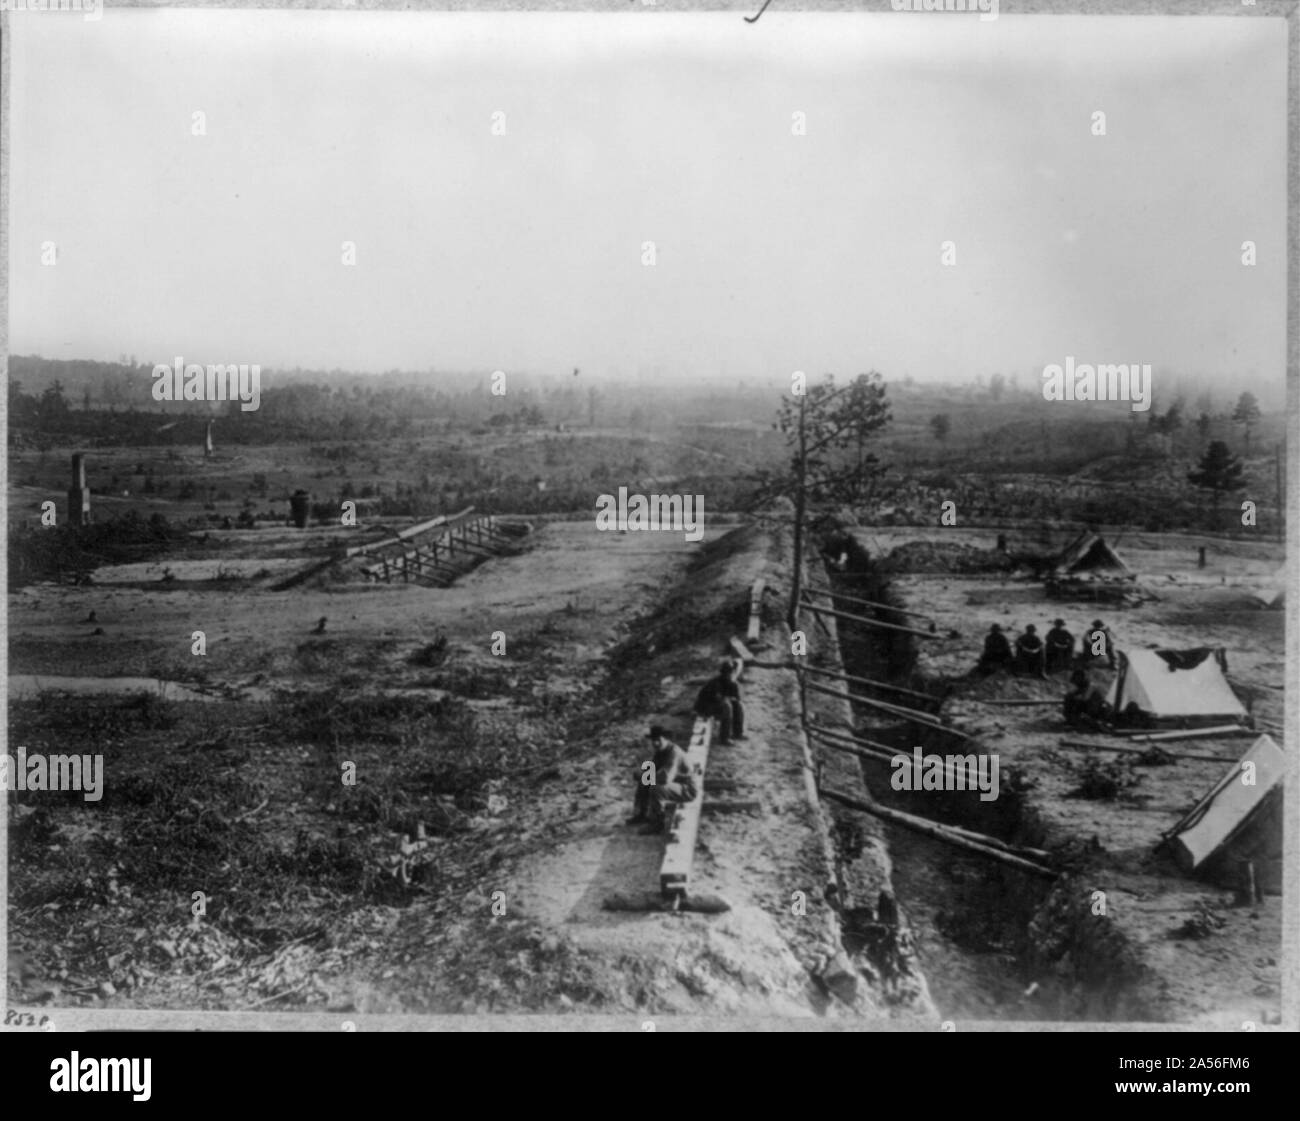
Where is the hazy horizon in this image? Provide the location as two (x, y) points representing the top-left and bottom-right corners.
(9, 10), (1288, 397)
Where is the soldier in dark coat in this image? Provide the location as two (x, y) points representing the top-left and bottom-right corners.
(695, 660), (745, 745)
(1045, 618), (1075, 673)
(977, 623), (1013, 674)
(1015, 624), (1047, 678)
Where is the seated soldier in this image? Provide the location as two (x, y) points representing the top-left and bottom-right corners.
(628, 725), (678, 826)
(1063, 670), (1113, 729)
(1062, 669), (1091, 725)
(628, 725), (696, 833)
(1015, 624), (1047, 678)
(1045, 618), (1075, 673)
(976, 623), (1013, 674)
(695, 660), (745, 745)
(1085, 619), (1117, 670)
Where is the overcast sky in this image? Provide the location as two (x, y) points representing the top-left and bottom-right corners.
(8, 10), (1288, 395)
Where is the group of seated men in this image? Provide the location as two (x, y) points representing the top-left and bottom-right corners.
(627, 659), (746, 834)
(977, 618), (1116, 678)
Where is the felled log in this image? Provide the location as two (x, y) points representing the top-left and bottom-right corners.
(804, 587), (935, 624)
(802, 663), (937, 704)
(1118, 725), (1255, 743)
(819, 787), (1057, 878)
(1058, 738), (1237, 764)
(802, 680), (976, 742)
(800, 600), (940, 641)
(966, 698), (1061, 707)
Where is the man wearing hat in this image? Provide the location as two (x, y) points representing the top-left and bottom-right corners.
(1086, 619), (1117, 669)
(1014, 623), (1047, 678)
(976, 623), (1013, 674)
(1045, 618), (1075, 673)
(628, 725), (694, 828)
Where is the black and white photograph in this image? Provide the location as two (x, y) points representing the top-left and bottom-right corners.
(2, 0), (1295, 1041)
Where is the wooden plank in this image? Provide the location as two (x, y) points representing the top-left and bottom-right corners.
(1057, 738), (1237, 764)
(1120, 725), (1255, 743)
(344, 512), (455, 558)
(728, 639), (754, 680)
(659, 717), (713, 895)
(746, 578), (765, 643)
(701, 800), (763, 815)
(800, 600), (941, 640)
(966, 698), (1061, 707)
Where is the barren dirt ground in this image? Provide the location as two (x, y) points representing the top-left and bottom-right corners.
(6, 520), (871, 1018)
(848, 526), (1285, 1025)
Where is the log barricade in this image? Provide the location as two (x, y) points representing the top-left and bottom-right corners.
(358, 508), (506, 585)
(659, 717), (714, 897)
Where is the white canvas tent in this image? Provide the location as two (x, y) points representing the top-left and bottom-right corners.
(1168, 734), (1284, 893)
(1107, 648), (1248, 727)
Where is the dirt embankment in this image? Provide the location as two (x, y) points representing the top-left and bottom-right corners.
(7, 519), (916, 1019)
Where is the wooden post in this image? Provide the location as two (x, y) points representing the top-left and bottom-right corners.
(1276, 443), (1284, 543)
(789, 393), (807, 631)
(1239, 860), (1258, 905)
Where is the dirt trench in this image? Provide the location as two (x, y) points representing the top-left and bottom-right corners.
(817, 534), (1162, 1022)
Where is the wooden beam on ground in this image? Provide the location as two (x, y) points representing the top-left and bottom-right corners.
(701, 800), (762, 815)
(800, 600), (941, 640)
(446, 540), (501, 559)
(802, 679), (978, 742)
(819, 787), (1057, 877)
(602, 891), (731, 914)
(397, 507), (473, 542)
(965, 698), (1062, 707)
(729, 636), (755, 665)
(804, 586), (936, 624)
(343, 513), (449, 558)
(802, 664), (937, 704)
(1118, 725), (1255, 743)
(746, 578), (765, 643)
(1057, 738), (1238, 764)
(808, 727), (1022, 821)
(659, 717), (713, 896)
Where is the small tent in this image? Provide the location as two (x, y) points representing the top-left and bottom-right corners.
(1107, 647), (1248, 728)
(1055, 531), (1130, 576)
(1166, 734), (1284, 893)
(1248, 566), (1286, 610)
